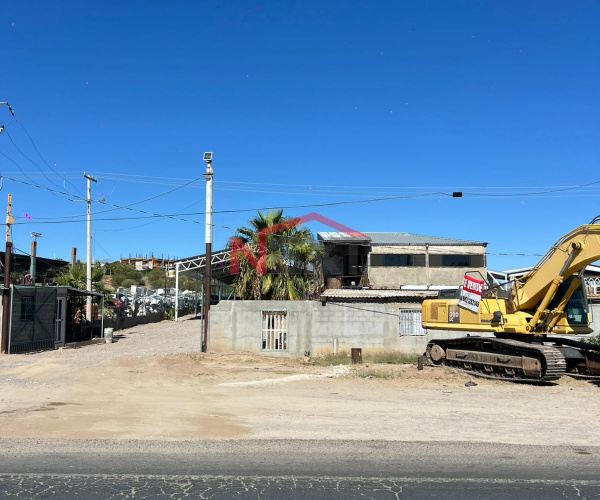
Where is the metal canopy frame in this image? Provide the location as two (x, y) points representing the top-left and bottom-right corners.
(174, 249), (235, 323)
(176, 249), (232, 283)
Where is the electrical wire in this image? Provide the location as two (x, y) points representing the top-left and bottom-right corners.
(2, 127), (71, 197)
(15, 119), (85, 197)
(11, 191), (448, 225)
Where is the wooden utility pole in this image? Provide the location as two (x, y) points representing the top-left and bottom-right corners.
(1, 194), (14, 354)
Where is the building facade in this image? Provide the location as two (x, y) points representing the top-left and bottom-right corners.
(120, 257), (175, 272)
(318, 231), (487, 290)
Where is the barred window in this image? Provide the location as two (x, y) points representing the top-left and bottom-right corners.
(261, 310), (288, 350)
(399, 309), (426, 336)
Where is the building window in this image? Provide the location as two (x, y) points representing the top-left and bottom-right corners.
(261, 310), (287, 350)
(429, 254), (484, 267)
(371, 254), (426, 267)
(399, 309), (426, 336)
(20, 296), (35, 322)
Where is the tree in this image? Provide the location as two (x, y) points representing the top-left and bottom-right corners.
(107, 262), (144, 287)
(56, 263), (109, 299)
(233, 210), (319, 300)
(145, 267), (168, 288)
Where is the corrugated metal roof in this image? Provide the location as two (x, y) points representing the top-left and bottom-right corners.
(317, 231), (486, 247)
(365, 232), (486, 246)
(317, 231), (371, 243)
(321, 289), (438, 299)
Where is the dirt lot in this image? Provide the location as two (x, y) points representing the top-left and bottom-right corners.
(0, 316), (599, 445)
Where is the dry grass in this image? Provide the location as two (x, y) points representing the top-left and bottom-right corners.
(309, 351), (423, 367)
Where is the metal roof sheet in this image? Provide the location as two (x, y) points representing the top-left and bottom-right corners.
(317, 231), (486, 247)
(321, 289), (438, 299)
(316, 231), (371, 243)
(364, 232), (486, 246)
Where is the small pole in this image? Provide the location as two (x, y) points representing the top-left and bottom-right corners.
(175, 263), (179, 321)
(163, 270), (167, 320)
(194, 278), (198, 317)
(30, 232), (41, 285)
(70, 247), (77, 268)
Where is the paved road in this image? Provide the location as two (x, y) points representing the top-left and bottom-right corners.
(0, 439), (598, 498)
(0, 473), (598, 499)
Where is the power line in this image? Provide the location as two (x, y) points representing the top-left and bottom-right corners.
(12, 191), (449, 225)
(2, 127), (73, 198)
(7, 169), (600, 192)
(15, 119), (85, 197)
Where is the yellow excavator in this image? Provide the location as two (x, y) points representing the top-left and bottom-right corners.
(422, 219), (600, 381)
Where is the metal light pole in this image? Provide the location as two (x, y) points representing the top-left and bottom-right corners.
(202, 152), (213, 353)
(30, 232), (41, 285)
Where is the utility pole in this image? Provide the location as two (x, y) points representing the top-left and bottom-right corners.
(84, 174), (97, 322)
(202, 152), (213, 353)
(30, 232), (41, 285)
(71, 174), (103, 322)
(0, 103), (14, 354)
(1, 194), (14, 354)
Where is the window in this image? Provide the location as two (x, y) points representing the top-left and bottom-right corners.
(370, 254), (426, 267)
(20, 296), (35, 322)
(429, 254), (485, 268)
(261, 310), (287, 350)
(399, 309), (426, 336)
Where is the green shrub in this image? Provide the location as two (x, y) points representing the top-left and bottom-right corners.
(586, 334), (600, 346)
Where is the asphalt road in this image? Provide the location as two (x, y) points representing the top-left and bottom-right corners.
(0, 439), (598, 499)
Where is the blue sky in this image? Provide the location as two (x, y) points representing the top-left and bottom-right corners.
(1, 0), (598, 270)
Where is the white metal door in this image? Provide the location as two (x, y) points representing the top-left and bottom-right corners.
(55, 298), (66, 343)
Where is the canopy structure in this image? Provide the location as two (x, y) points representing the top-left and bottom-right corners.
(173, 249), (236, 321)
(175, 248), (233, 283)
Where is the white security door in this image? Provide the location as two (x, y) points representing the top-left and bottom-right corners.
(55, 298), (66, 343)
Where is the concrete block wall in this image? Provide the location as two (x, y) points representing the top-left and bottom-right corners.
(208, 301), (600, 358)
(210, 300), (470, 357)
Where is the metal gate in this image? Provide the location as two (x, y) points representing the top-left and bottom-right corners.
(399, 309), (426, 336)
(9, 286), (57, 353)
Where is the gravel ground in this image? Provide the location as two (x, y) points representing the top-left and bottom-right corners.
(0, 315), (202, 371)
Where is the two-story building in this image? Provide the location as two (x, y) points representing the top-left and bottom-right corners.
(316, 231), (488, 337)
(318, 231), (487, 290)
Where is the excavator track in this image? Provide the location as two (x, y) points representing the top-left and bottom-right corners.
(426, 337), (567, 382)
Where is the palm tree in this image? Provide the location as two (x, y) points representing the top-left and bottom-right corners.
(56, 263), (109, 298)
(233, 210), (319, 300)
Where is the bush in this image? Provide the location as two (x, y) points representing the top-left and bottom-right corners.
(586, 334), (600, 346)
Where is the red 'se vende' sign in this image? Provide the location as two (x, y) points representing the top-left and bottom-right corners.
(458, 275), (484, 313)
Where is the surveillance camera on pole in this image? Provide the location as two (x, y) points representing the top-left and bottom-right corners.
(202, 152), (213, 352)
